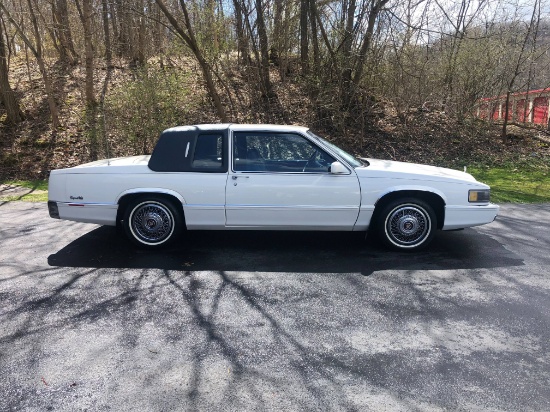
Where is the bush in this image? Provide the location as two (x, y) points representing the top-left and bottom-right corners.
(104, 65), (196, 156)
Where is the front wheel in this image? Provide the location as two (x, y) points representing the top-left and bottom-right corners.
(377, 198), (436, 251)
(123, 197), (183, 248)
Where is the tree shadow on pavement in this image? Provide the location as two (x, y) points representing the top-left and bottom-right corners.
(5, 206), (547, 411)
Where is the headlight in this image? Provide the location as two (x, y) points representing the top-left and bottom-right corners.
(468, 189), (490, 203)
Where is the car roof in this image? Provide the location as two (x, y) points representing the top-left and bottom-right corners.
(229, 124), (309, 133)
(162, 124), (309, 133)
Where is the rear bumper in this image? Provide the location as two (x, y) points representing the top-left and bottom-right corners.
(47, 201), (118, 226)
(48, 201), (60, 219)
(442, 203), (499, 230)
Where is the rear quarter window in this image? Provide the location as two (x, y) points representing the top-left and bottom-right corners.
(148, 128), (228, 172)
(192, 134), (225, 172)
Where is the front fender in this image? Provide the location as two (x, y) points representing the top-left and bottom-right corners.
(354, 184), (447, 231)
(372, 184), (448, 205)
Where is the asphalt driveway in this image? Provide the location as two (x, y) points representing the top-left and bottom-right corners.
(1, 202), (549, 411)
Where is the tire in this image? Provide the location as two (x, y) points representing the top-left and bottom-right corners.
(377, 198), (436, 251)
(123, 196), (183, 248)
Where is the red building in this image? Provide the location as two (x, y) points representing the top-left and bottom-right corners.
(477, 88), (550, 127)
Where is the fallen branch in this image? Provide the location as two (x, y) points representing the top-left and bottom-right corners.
(509, 122), (550, 135)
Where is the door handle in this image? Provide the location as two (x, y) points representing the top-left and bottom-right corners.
(232, 175), (249, 180)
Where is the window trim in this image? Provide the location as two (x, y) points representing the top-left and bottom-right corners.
(306, 131), (362, 169)
(230, 131), (336, 174)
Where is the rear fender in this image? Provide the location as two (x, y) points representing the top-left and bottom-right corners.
(116, 188), (186, 205)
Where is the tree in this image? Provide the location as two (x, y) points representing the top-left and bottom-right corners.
(352, 0), (390, 87)
(75, 0), (96, 105)
(101, 0), (112, 63)
(0, 0), (60, 127)
(255, 0), (273, 97)
(154, 0), (228, 122)
(0, 11), (24, 124)
(300, 0), (309, 75)
(232, 0), (250, 66)
(502, 0), (542, 141)
(51, 0), (78, 64)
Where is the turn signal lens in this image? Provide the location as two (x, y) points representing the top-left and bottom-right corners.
(468, 189), (490, 203)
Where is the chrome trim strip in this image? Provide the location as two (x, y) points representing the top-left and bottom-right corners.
(445, 204), (499, 211)
(183, 204), (224, 209)
(58, 201), (118, 208)
(230, 171), (334, 175)
(225, 204), (358, 210)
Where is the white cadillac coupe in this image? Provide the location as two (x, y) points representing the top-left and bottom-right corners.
(48, 124), (499, 250)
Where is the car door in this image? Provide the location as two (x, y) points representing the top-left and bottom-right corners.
(225, 131), (361, 230)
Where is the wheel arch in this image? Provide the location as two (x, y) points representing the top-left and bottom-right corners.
(373, 189), (446, 230)
(116, 190), (186, 228)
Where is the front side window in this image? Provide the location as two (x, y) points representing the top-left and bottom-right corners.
(233, 132), (335, 173)
(192, 134), (225, 171)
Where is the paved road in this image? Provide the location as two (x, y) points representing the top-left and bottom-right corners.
(1, 202), (549, 411)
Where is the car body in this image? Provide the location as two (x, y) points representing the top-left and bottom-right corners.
(48, 124), (499, 250)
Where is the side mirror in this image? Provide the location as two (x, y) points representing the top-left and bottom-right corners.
(330, 161), (350, 175)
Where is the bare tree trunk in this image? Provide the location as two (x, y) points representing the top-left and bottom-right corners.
(29, 2), (60, 127)
(272, 0), (283, 54)
(0, 15), (24, 124)
(114, 0), (131, 58)
(501, 0), (540, 141)
(101, 0), (112, 64)
(238, 0), (264, 98)
(300, 0), (308, 75)
(341, 0), (356, 82)
(233, 0), (250, 66)
(154, 0), (228, 121)
(255, 0), (273, 96)
(35, 0), (63, 58)
(502, 91), (511, 141)
(151, 0), (164, 58)
(136, 0), (146, 65)
(352, 0), (389, 86)
(52, 0), (78, 64)
(78, 0), (96, 105)
(1, 0), (60, 127)
(311, 1), (335, 64)
(109, 1), (120, 56)
(340, 0), (356, 104)
(309, 0), (319, 70)
(126, 2), (136, 63)
(524, 0), (541, 124)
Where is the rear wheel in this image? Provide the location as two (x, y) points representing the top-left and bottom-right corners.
(123, 196), (183, 248)
(377, 198), (436, 251)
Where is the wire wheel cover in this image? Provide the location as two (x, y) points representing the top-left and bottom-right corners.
(386, 205), (430, 245)
(131, 203), (173, 243)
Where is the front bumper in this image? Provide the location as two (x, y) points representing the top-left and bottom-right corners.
(442, 203), (499, 230)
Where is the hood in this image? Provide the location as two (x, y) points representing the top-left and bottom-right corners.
(356, 158), (479, 184)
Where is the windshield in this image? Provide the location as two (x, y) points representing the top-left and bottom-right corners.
(307, 131), (364, 168)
